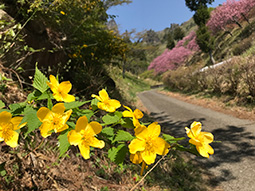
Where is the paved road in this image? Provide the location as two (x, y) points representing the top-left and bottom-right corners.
(138, 90), (255, 191)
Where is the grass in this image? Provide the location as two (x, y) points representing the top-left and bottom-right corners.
(107, 65), (159, 104)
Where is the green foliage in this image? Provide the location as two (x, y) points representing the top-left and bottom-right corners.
(196, 25), (214, 53)
(58, 130), (71, 157)
(166, 34), (175, 50)
(173, 26), (185, 41)
(108, 144), (128, 165)
(113, 130), (134, 143)
(193, 5), (210, 26)
(64, 101), (90, 110)
(185, 0), (215, 11)
(0, 100), (5, 109)
(102, 111), (122, 125)
(0, 162), (6, 177)
(32, 64), (49, 93)
(21, 106), (41, 136)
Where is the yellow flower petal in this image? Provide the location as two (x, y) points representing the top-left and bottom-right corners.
(89, 137), (105, 148)
(49, 75), (59, 87)
(134, 109), (143, 119)
(200, 132), (214, 144)
(134, 124), (147, 135)
(39, 121), (53, 138)
(68, 130), (83, 146)
(37, 107), (50, 122)
(10, 117), (26, 130)
(75, 116), (88, 132)
(122, 110), (133, 118)
(5, 130), (19, 148)
(89, 121), (102, 135)
(98, 89), (109, 101)
(59, 81), (72, 94)
(141, 149), (157, 165)
(130, 152), (143, 164)
(55, 124), (69, 133)
(107, 99), (121, 109)
(196, 145), (210, 158)
(153, 137), (170, 155)
(52, 103), (65, 114)
(129, 139), (146, 154)
(79, 143), (90, 159)
(0, 111), (12, 124)
(91, 94), (102, 101)
(147, 122), (161, 139)
(190, 121), (202, 137)
(189, 138), (202, 146)
(62, 93), (75, 102)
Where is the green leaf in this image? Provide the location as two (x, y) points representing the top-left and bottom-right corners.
(77, 109), (94, 121)
(21, 106), (41, 136)
(120, 117), (134, 129)
(91, 98), (99, 110)
(101, 127), (115, 142)
(9, 102), (26, 114)
(47, 97), (53, 110)
(0, 100), (5, 109)
(162, 134), (185, 144)
(32, 64), (49, 93)
(58, 130), (71, 157)
(113, 130), (134, 143)
(0, 162), (6, 176)
(64, 101), (90, 110)
(37, 91), (54, 100)
(108, 144), (128, 165)
(102, 111), (122, 125)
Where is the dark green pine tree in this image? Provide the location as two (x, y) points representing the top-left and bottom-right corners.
(185, 0), (215, 11)
(185, 0), (215, 64)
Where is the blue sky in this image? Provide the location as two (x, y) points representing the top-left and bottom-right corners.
(107, 0), (227, 34)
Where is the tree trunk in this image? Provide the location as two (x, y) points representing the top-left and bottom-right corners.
(232, 17), (242, 28)
(209, 49), (215, 65)
(241, 13), (250, 24)
(122, 60), (126, 79)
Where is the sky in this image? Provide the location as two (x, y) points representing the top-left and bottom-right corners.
(107, 0), (227, 34)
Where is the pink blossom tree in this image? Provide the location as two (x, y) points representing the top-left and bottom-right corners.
(148, 31), (200, 74)
(207, 0), (255, 35)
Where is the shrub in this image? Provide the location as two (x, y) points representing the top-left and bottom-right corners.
(232, 38), (252, 56)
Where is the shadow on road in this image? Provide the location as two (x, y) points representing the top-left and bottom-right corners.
(149, 111), (255, 189)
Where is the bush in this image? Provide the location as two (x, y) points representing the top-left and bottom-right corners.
(232, 38), (252, 56)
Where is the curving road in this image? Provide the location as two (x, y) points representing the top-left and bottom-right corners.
(138, 90), (255, 191)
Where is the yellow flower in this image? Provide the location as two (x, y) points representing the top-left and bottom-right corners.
(47, 75), (75, 102)
(37, 103), (72, 138)
(91, 89), (121, 112)
(185, 121), (214, 158)
(0, 111), (26, 148)
(128, 122), (170, 165)
(122, 105), (143, 127)
(67, 116), (105, 159)
(83, 44), (88, 48)
(60, 11), (65, 15)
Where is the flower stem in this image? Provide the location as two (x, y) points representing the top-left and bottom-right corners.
(140, 161), (146, 176)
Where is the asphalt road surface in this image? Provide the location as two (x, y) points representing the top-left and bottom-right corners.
(138, 90), (255, 191)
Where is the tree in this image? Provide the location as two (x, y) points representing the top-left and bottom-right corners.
(142, 29), (160, 44)
(193, 5), (210, 26)
(148, 31), (200, 74)
(196, 25), (215, 64)
(207, 0), (255, 35)
(166, 34), (175, 50)
(173, 26), (185, 41)
(185, 0), (215, 64)
(185, 0), (215, 11)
